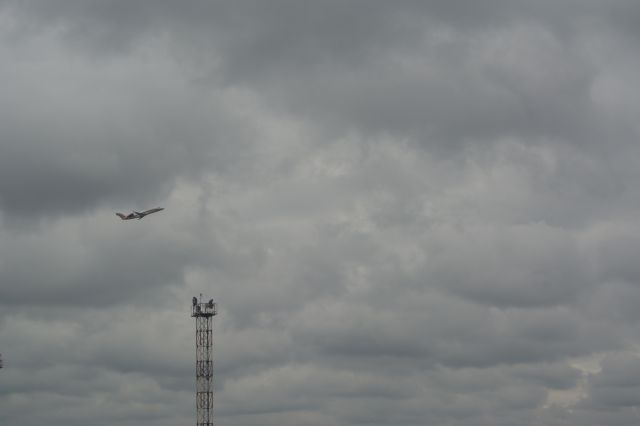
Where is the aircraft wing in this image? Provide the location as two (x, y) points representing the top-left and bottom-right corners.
(116, 212), (134, 220)
(141, 207), (164, 216)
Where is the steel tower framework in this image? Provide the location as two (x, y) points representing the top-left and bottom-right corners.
(191, 295), (217, 426)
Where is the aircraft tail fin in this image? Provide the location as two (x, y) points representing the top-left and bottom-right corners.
(115, 213), (126, 220)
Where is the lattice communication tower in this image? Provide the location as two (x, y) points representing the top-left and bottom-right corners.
(191, 295), (217, 426)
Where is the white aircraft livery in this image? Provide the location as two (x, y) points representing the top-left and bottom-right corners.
(116, 207), (164, 220)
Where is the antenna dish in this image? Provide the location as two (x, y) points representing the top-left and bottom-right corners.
(208, 299), (214, 308)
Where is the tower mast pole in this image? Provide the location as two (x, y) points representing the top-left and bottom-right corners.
(191, 295), (217, 426)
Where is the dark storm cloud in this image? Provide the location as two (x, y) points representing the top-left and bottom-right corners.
(586, 352), (640, 408)
(551, 352), (640, 426)
(596, 232), (640, 286)
(0, 20), (259, 220)
(2, 1), (640, 426)
(0, 218), (211, 306)
(0, 1), (602, 153)
(288, 292), (617, 371)
(426, 224), (588, 307)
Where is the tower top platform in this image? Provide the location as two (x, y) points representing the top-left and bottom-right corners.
(191, 295), (217, 317)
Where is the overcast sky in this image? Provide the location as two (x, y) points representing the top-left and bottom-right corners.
(2, 1), (640, 425)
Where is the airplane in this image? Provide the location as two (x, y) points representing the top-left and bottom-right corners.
(116, 207), (164, 220)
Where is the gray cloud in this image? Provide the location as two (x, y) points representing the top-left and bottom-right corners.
(0, 25), (260, 221)
(2, 1), (640, 426)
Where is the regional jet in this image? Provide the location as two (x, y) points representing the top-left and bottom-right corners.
(116, 207), (164, 220)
